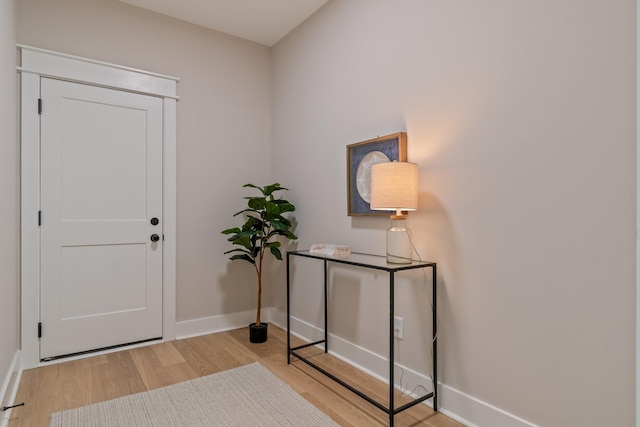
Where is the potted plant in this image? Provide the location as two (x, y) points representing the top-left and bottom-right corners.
(221, 183), (298, 343)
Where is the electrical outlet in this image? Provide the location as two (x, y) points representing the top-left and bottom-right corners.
(394, 316), (404, 340)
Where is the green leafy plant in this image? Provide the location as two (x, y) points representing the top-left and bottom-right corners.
(221, 183), (297, 326)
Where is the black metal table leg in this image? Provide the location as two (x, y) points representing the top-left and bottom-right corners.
(389, 271), (395, 427)
(432, 264), (438, 411)
(324, 259), (328, 353)
(287, 252), (291, 365)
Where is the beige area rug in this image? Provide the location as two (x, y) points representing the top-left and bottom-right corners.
(49, 362), (339, 427)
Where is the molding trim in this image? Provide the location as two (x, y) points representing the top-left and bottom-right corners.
(175, 308), (275, 339)
(18, 45), (178, 368)
(436, 383), (539, 427)
(0, 351), (22, 427)
(17, 44), (179, 99)
(181, 308), (538, 427)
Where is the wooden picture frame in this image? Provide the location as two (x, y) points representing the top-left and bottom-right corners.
(347, 132), (407, 216)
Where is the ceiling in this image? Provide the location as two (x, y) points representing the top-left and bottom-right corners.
(118, 0), (330, 47)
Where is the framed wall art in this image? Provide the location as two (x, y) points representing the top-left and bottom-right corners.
(346, 132), (407, 216)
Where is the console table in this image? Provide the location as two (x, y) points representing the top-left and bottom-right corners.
(286, 250), (437, 426)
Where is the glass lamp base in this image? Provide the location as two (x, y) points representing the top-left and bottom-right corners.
(386, 217), (412, 264)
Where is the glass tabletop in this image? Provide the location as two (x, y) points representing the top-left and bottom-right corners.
(287, 250), (435, 272)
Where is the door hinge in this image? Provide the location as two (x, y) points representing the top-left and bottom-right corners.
(38, 210), (41, 226)
(38, 98), (42, 115)
(38, 322), (42, 338)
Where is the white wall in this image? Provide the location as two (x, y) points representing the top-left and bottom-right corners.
(16, 0), (272, 322)
(0, 0), (19, 408)
(272, 1), (636, 426)
(12, 0), (637, 425)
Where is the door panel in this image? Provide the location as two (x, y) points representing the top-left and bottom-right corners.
(40, 78), (163, 360)
(60, 244), (148, 319)
(59, 99), (147, 221)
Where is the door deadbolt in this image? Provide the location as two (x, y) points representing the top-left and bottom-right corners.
(150, 217), (159, 225)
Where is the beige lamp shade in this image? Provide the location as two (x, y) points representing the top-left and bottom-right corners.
(370, 161), (419, 211)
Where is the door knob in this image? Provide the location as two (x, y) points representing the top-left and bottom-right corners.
(150, 234), (160, 242)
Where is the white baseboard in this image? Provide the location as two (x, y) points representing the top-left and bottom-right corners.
(0, 350), (22, 427)
(180, 308), (539, 427)
(175, 308), (275, 339)
(270, 308), (538, 427)
(437, 382), (539, 427)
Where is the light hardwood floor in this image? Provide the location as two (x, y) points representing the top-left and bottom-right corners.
(7, 325), (464, 427)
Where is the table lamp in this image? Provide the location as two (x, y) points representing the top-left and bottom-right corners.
(370, 161), (419, 264)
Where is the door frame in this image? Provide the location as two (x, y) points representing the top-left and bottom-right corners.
(18, 45), (179, 369)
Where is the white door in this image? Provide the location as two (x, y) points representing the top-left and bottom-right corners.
(39, 78), (164, 360)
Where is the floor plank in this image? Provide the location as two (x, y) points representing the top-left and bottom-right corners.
(7, 325), (465, 427)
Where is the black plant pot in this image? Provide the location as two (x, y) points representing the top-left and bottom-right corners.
(249, 322), (268, 343)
